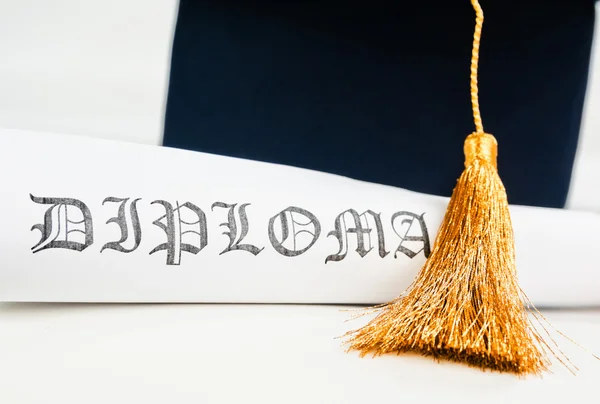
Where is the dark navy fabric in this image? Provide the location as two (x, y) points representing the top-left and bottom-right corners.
(162, 0), (596, 208)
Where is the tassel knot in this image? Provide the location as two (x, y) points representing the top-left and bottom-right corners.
(464, 132), (497, 168)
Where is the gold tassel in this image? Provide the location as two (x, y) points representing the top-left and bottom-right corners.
(343, 0), (560, 375)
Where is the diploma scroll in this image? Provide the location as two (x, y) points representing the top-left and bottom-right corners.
(0, 128), (598, 306)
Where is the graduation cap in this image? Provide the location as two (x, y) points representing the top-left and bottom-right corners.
(163, 0), (596, 209)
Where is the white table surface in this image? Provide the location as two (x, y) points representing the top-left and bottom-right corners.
(1, 303), (599, 404)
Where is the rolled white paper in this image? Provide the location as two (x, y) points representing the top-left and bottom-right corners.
(0, 128), (598, 307)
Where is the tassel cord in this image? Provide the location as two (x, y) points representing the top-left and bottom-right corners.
(471, 0), (484, 134)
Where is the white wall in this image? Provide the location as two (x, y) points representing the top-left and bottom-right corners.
(566, 2), (600, 212)
(0, 1), (597, 212)
(0, 0), (178, 145)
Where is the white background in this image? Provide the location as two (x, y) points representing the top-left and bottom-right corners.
(0, 0), (598, 212)
(0, 2), (599, 403)
(0, 0), (178, 145)
(568, 2), (600, 212)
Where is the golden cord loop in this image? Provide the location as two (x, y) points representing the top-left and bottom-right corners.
(470, 0), (484, 134)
